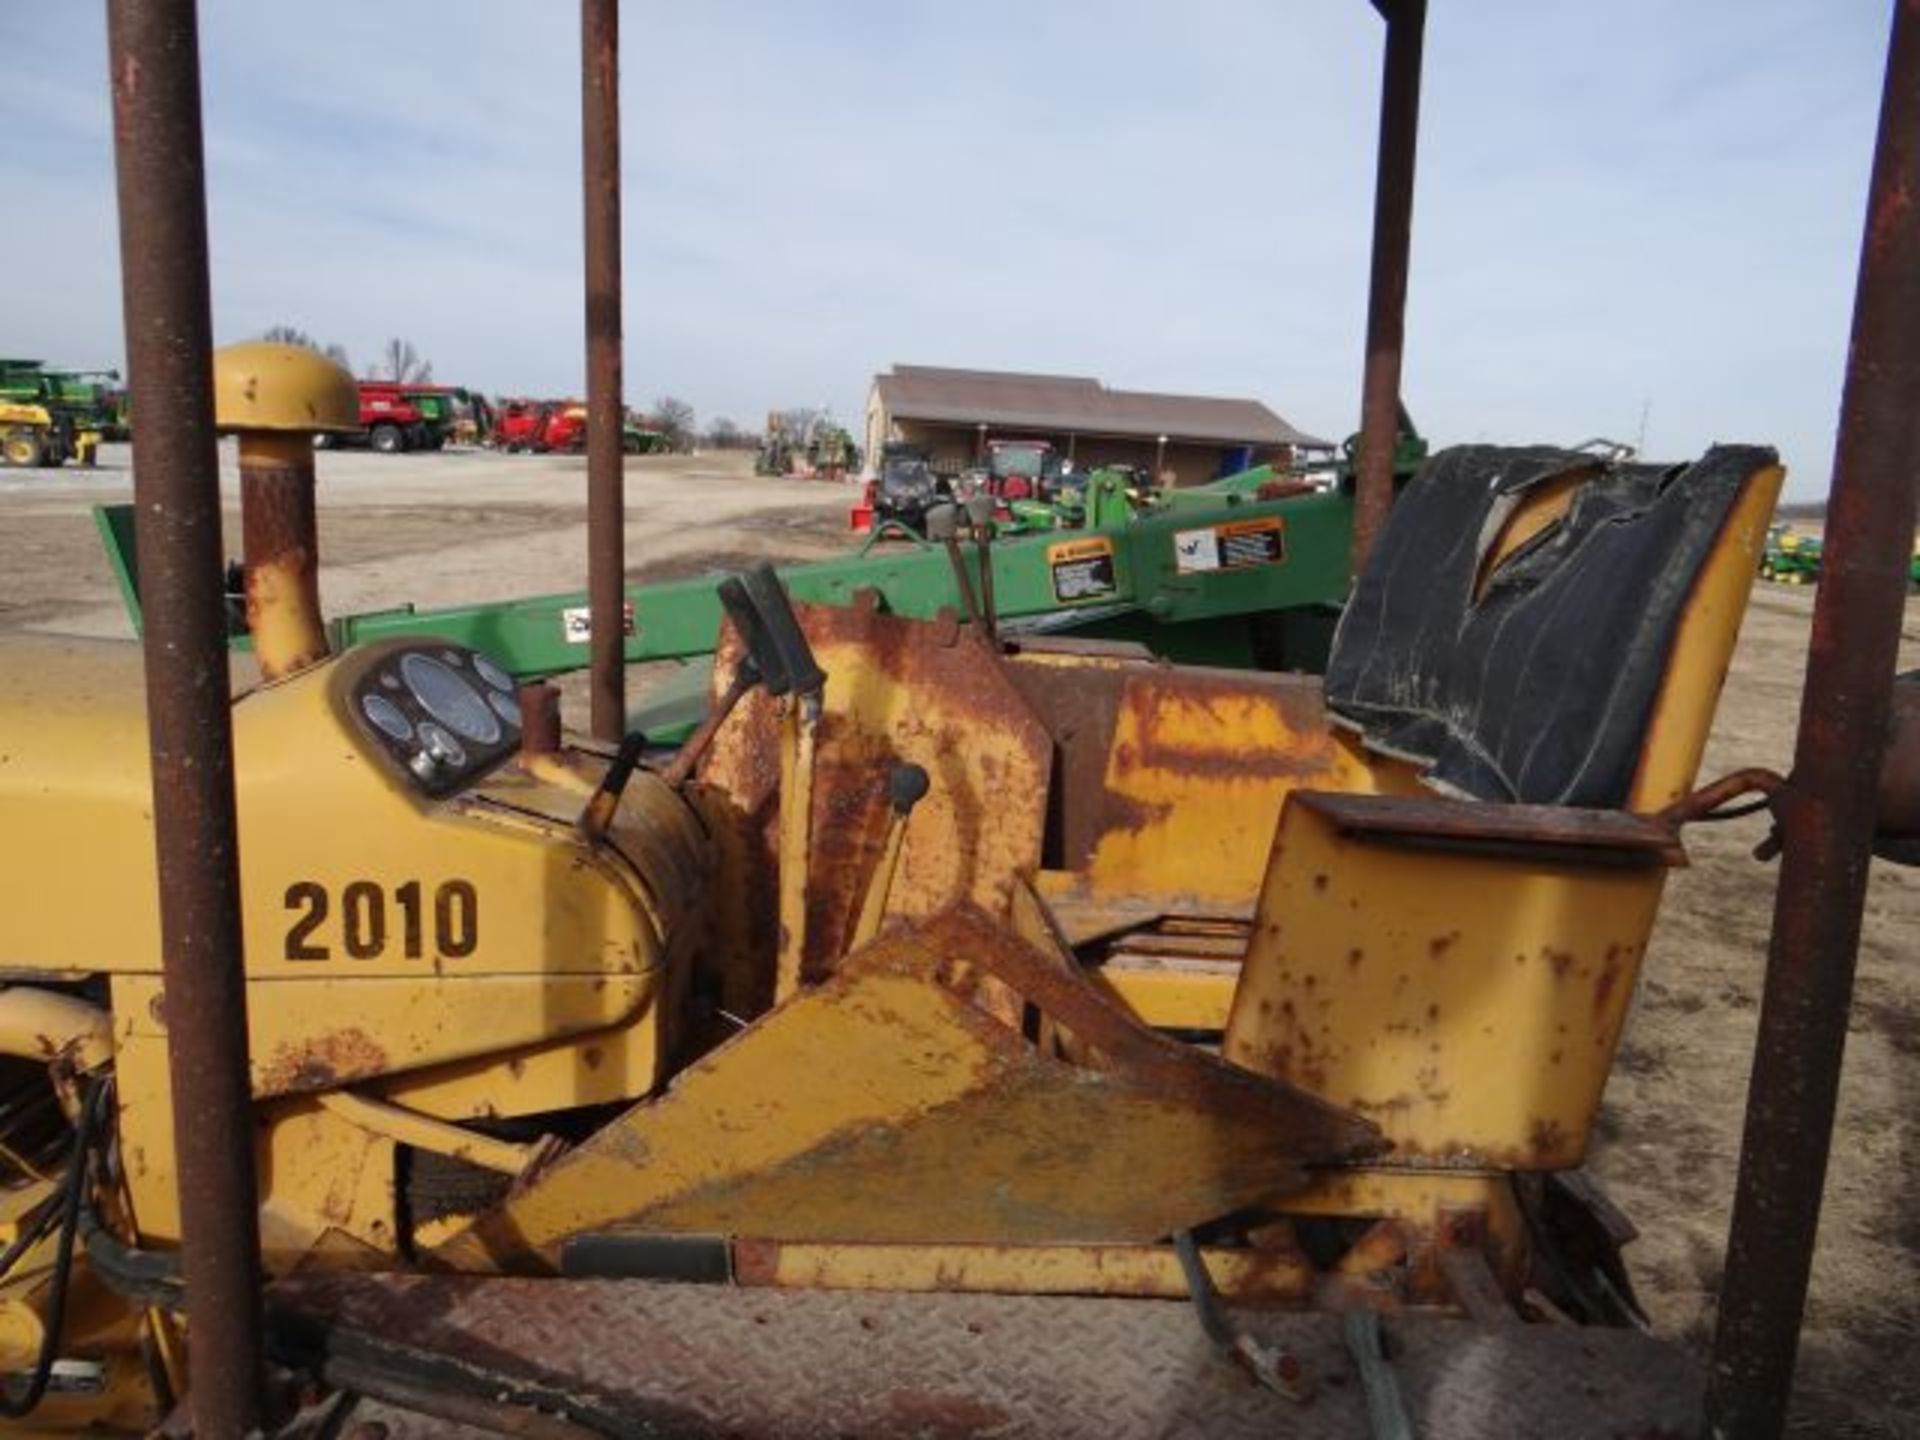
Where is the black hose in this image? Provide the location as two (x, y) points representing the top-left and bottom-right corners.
(78, 1205), (184, 1310)
(0, 1073), (107, 1418)
(0, 1190), (65, 1284)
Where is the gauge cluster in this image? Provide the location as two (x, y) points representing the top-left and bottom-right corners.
(343, 643), (522, 795)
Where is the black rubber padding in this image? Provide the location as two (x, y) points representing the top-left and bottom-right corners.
(889, 761), (931, 814)
(743, 563), (827, 697)
(719, 575), (790, 695)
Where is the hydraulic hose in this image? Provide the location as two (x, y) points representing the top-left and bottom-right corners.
(0, 1074), (108, 1419)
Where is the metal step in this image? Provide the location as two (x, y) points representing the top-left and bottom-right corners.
(274, 1274), (1701, 1439)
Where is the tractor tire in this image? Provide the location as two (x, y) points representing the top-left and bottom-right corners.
(2, 428), (41, 468)
(370, 423), (404, 455)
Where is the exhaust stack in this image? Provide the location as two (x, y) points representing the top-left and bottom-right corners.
(211, 341), (357, 679)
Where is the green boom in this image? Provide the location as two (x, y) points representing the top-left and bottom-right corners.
(95, 485), (1354, 733)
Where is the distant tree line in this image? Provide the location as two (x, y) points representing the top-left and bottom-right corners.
(256, 339), (757, 456)
(260, 324), (353, 374)
(703, 415), (756, 450)
(261, 326), (434, 385)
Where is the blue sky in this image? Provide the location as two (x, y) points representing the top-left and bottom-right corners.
(0, 2), (1890, 497)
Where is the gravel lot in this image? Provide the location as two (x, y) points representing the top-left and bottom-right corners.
(1, 442), (1915, 1435)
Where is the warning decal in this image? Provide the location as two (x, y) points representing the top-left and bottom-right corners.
(1172, 516), (1286, 574)
(562, 601), (637, 644)
(1047, 536), (1119, 604)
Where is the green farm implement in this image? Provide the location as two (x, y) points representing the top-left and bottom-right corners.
(97, 481), (1355, 738)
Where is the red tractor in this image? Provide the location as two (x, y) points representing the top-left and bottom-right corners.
(494, 400), (588, 452)
(494, 399), (670, 455)
(314, 381), (451, 453)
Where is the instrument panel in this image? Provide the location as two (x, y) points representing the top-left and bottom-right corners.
(341, 642), (522, 795)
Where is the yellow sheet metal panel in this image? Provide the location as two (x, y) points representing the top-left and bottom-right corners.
(0, 638), (167, 973)
(0, 638), (704, 982)
(377, 909), (706, 1122)
(255, 1102), (399, 1266)
(699, 600), (1051, 989)
(115, 972), (656, 1100)
(1224, 799), (1667, 1170)
(1628, 463), (1784, 810)
(1078, 669), (1419, 909)
(731, 1239), (1313, 1301)
(435, 909), (1378, 1273)
(1091, 962), (1237, 1032)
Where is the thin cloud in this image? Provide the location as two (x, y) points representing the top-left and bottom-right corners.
(0, 2), (1885, 496)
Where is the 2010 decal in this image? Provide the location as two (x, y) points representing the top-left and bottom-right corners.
(283, 880), (478, 961)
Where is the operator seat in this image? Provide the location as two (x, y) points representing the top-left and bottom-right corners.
(1217, 442), (1784, 1170)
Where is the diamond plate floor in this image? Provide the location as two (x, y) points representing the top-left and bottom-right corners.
(278, 1274), (1700, 1439)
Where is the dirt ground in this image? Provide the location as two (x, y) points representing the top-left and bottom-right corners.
(1, 444), (1915, 1435)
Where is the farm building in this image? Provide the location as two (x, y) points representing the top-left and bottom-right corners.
(863, 365), (1331, 487)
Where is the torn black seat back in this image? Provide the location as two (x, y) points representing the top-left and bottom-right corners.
(1325, 444), (1778, 807)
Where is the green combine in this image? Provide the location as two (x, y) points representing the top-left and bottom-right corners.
(0, 359), (124, 464)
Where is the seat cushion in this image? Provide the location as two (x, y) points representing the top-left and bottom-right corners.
(1325, 444), (1775, 806)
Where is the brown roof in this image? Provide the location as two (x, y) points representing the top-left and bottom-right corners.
(873, 365), (1331, 449)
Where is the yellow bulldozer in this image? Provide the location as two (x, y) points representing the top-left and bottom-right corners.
(0, 338), (1796, 1433)
(2, 3), (1917, 1437)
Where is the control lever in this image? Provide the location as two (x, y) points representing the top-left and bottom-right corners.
(717, 575), (790, 696)
(965, 494), (999, 641)
(659, 654), (760, 789)
(849, 762), (931, 951)
(735, 563), (828, 1002)
(740, 564), (826, 699)
(578, 731), (647, 844)
(646, 573), (786, 791)
(925, 503), (982, 629)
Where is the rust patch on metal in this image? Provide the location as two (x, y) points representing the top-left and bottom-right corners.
(239, 453), (328, 678)
(257, 1026), (389, 1096)
(699, 603), (1051, 987)
(1593, 946), (1628, 1019)
(1112, 672), (1336, 785)
(1002, 654), (1134, 868)
(1526, 1117), (1568, 1165)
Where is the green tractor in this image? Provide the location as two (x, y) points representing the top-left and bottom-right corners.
(1760, 522), (1823, 585)
(624, 413), (672, 454)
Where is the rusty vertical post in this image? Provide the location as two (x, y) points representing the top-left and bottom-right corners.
(239, 432), (329, 679)
(105, 1), (266, 1435)
(1706, 4), (1920, 1436)
(582, 0), (625, 743)
(1351, 0), (1425, 575)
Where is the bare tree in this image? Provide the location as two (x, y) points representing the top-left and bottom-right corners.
(777, 406), (823, 441)
(372, 337), (434, 385)
(262, 324), (352, 375)
(705, 416), (743, 449)
(653, 395), (696, 452)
